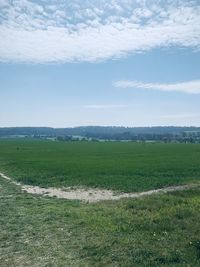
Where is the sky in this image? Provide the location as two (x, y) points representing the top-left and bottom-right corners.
(0, 0), (200, 127)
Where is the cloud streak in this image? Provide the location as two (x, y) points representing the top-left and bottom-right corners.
(113, 80), (200, 94)
(0, 0), (200, 63)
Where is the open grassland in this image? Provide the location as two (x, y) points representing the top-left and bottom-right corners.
(1, 139), (200, 266)
(0, 139), (200, 192)
(1, 176), (200, 267)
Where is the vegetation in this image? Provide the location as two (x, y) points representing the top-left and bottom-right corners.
(1, 176), (200, 267)
(0, 126), (200, 142)
(1, 139), (200, 266)
(0, 139), (200, 191)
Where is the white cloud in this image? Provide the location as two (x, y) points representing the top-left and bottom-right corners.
(0, 0), (200, 63)
(83, 104), (128, 109)
(113, 80), (200, 94)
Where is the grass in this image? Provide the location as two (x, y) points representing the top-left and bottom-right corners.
(1, 139), (200, 266)
(1, 176), (200, 266)
(0, 139), (200, 192)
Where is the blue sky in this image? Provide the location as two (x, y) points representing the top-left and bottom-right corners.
(0, 0), (200, 127)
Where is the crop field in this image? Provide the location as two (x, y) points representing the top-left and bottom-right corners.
(1, 139), (200, 266)
(0, 139), (200, 191)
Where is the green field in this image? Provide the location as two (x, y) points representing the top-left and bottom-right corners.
(1, 139), (200, 266)
(0, 139), (200, 191)
(1, 175), (200, 266)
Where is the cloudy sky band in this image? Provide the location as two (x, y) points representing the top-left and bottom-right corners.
(0, 0), (200, 63)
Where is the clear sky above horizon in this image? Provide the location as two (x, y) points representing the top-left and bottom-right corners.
(0, 0), (200, 127)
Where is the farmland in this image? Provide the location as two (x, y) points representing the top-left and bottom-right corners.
(0, 139), (200, 191)
(1, 139), (200, 266)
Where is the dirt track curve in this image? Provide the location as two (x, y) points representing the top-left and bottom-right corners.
(0, 172), (199, 203)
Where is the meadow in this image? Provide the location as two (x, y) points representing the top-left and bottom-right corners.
(1, 174), (200, 266)
(0, 139), (200, 191)
(1, 139), (200, 266)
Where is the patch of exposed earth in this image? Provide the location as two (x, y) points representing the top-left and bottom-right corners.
(0, 172), (199, 203)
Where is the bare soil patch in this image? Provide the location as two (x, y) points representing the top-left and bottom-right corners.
(0, 172), (198, 203)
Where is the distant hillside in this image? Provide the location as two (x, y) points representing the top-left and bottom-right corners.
(0, 126), (200, 142)
(0, 126), (200, 136)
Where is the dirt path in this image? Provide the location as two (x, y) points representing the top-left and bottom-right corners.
(0, 172), (198, 203)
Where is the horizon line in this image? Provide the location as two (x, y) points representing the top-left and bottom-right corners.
(0, 125), (200, 129)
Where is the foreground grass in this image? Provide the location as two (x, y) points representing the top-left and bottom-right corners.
(0, 139), (200, 192)
(1, 177), (200, 267)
